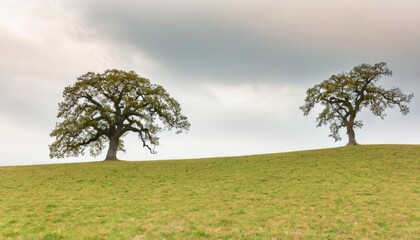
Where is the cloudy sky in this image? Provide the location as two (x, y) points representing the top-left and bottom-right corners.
(1, 0), (419, 166)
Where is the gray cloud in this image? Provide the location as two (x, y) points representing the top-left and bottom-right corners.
(1, 0), (419, 166)
(66, 0), (420, 87)
(61, 3), (339, 82)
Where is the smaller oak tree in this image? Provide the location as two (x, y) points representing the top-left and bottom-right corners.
(300, 62), (413, 145)
(50, 69), (190, 160)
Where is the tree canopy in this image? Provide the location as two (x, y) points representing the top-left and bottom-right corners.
(300, 62), (413, 145)
(50, 69), (190, 160)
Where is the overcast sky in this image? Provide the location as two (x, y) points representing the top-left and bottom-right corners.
(1, 0), (419, 166)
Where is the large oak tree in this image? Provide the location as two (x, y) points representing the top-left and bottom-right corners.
(50, 69), (190, 160)
(300, 62), (413, 145)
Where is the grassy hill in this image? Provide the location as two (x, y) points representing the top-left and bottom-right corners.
(0, 145), (419, 239)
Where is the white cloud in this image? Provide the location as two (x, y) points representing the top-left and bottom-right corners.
(0, 0), (154, 164)
(0, 0), (418, 166)
(0, 115), (48, 166)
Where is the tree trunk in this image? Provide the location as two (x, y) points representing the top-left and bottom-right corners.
(346, 125), (358, 146)
(105, 135), (119, 161)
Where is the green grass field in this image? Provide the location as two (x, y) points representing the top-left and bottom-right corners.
(0, 145), (419, 239)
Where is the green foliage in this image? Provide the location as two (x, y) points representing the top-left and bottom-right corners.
(300, 62), (413, 143)
(49, 69), (190, 159)
(0, 145), (419, 239)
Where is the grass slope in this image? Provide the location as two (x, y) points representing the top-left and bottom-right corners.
(0, 145), (419, 239)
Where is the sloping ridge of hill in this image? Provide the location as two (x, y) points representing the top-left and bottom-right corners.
(0, 144), (419, 239)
